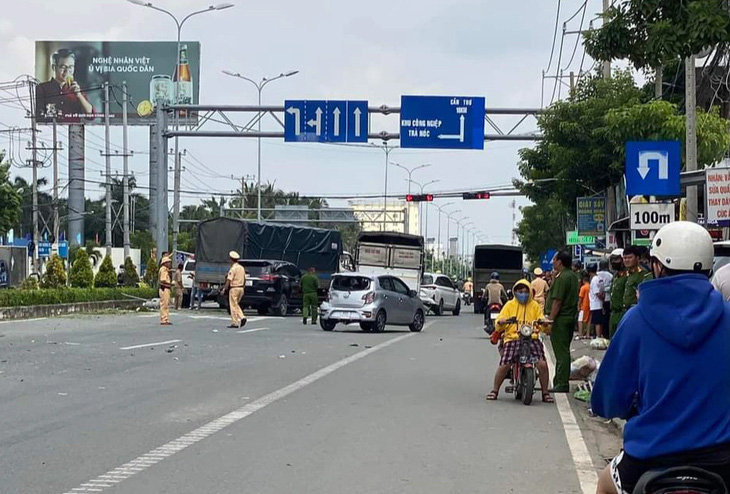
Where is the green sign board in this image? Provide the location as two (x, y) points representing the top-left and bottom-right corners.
(576, 196), (606, 236)
(566, 230), (595, 246)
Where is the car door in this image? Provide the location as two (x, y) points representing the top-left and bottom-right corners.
(377, 276), (398, 322)
(391, 277), (415, 324)
(435, 276), (450, 309)
(443, 276), (459, 308)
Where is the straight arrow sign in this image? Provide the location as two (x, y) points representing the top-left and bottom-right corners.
(332, 107), (341, 137)
(353, 107), (362, 137)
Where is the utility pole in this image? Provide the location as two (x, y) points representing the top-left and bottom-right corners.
(602, 0), (611, 78)
(232, 175), (255, 219)
(171, 148), (186, 255)
(685, 54), (698, 221)
(104, 82), (112, 257)
(30, 107), (39, 273)
(122, 81), (131, 261)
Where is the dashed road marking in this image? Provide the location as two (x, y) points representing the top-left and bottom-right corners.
(119, 339), (182, 351)
(63, 331), (416, 493)
(236, 327), (270, 334)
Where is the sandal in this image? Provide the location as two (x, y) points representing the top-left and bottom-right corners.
(542, 393), (555, 403)
(486, 390), (499, 401)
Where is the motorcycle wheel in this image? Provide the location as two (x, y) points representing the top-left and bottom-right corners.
(513, 366), (522, 400)
(521, 367), (535, 406)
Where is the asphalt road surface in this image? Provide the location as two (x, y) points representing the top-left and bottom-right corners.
(0, 309), (598, 494)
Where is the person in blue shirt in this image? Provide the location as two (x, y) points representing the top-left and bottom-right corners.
(592, 222), (730, 494)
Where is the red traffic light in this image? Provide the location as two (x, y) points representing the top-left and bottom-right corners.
(462, 191), (491, 200)
(406, 194), (434, 202)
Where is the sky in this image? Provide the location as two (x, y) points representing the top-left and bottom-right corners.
(0, 0), (600, 248)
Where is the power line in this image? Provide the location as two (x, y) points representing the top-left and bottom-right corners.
(545, 0), (563, 74)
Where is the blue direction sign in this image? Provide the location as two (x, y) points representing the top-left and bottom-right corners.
(285, 100), (368, 143)
(625, 141), (681, 196)
(38, 241), (51, 258)
(540, 249), (557, 272)
(400, 95), (485, 150)
(58, 241), (69, 259)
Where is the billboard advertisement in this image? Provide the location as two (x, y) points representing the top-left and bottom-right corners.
(34, 41), (201, 125)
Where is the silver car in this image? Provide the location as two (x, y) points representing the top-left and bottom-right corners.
(319, 273), (426, 333)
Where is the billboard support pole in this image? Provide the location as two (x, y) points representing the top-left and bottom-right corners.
(155, 107), (169, 261)
(122, 82), (131, 261)
(104, 82), (113, 258)
(149, 123), (158, 246)
(68, 125), (85, 249)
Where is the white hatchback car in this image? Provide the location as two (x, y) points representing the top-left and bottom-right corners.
(419, 273), (461, 316)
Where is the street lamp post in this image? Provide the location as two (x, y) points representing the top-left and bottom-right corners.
(407, 178), (439, 239)
(445, 210), (462, 275)
(433, 202), (454, 272)
(222, 69), (299, 221)
(128, 0), (234, 259)
(370, 143), (398, 231)
(390, 161), (430, 235)
(458, 220), (474, 278)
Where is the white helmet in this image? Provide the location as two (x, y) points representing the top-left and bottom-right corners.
(610, 248), (624, 257)
(650, 221), (714, 272)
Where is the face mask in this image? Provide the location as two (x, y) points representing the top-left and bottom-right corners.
(515, 292), (529, 304)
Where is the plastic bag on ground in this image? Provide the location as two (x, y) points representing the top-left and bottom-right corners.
(570, 355), (598, 380)
(590, 337), (610, 350)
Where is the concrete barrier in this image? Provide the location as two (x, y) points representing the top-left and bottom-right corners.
(0, 299), (145, 321)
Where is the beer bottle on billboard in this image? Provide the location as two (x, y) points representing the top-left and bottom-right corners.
(174, 44), (193, 116)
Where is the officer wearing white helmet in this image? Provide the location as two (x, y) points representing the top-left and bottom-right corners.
(592, 222), (730, 494)
(711, 260), (730, 302)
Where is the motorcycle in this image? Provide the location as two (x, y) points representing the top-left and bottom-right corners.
(632, 466), (727, 493)
(461, 291), (473, 306)
(483, 303), (502, 335)
(503, 318), (547, 406)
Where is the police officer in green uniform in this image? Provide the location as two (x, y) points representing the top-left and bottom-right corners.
(608, 249), (627, 339)
(621, 245), (653, 320)
(545, 250), (580, 393)
(300, 267), (320, 325)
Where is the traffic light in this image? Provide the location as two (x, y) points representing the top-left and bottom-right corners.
(462, 191), (491, 200)
(405, 194), (434, 202)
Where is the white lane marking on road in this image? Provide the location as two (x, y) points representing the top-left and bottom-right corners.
(544, 341), (598, 494)
(236, 327), (270, 334)
(187, 315), (273, 322)
(62, 330), (419, 494)
(0, 317), (48, 325)
(119, 339), (182, 351)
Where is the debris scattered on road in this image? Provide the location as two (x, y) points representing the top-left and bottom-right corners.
(166, 345), (177, 353)
(173, 357), (179, 361)
(349, 343), (359, 347)
(278, 355), (286, 359)
(365, 345), (372, 349)
(98, 387), (106, 390)
(212, 330), (219, 333)
(58, 392), (68, 396)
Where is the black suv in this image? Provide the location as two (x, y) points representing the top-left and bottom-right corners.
(238, 260), (302, 316)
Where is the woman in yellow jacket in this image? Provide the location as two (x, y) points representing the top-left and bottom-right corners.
(486, 279), (554, 403)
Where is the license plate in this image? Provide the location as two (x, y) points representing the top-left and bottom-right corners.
(199, 282), (208, 289)
(490, 313), (498, 320)
(245, 280), (253, 287)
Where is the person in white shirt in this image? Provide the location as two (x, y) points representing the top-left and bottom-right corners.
(588, 263), (606, 338)
(597, 259), (614, 320)
(711, 263), (730, 301)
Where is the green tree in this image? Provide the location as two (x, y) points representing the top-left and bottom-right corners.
(584, 0), (730, 71)
(143, 254), (159, 288)
(0, 156), (22, 237)
(121, 257), (140, 287)
(41, 254), (67, 288)
(94, 255), (117, 288)
(514, 200), (570, 263)
(516, 70), (730, 259)
(69, 249), (94, 288)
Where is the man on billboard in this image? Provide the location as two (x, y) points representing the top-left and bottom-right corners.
(35, 48), (94, 122)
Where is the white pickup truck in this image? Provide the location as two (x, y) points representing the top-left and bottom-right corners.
(354, 232), (424, 292)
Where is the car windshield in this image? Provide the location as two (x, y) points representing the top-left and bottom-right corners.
(184, 261), (196, 271)
(241, 263), (272, 277)
(332, 276), (370, 292)
(421, 275), (434, 285)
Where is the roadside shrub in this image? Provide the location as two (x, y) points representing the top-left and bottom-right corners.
(94, 255), (117, 288)
(0, 286), (157, 308)
(69, 250), (94, 288)
(20, 277), (39, 290)
(41, 254), (67, 289)
(121, 257), (140, 287)
(143, 255), (158, 288)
